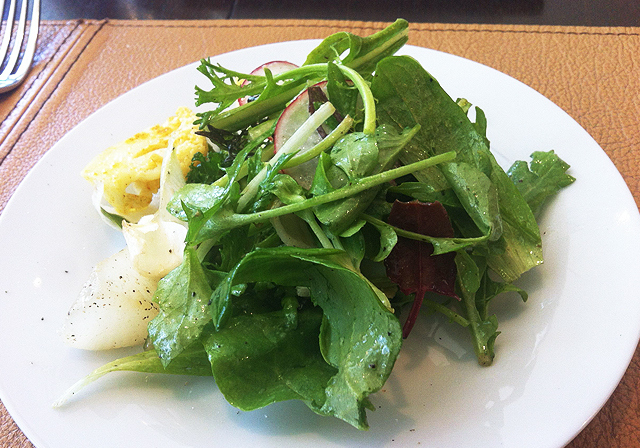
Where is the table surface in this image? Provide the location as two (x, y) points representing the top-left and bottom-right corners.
(39, 0), (640, 26)
(0, 16), (639, 448)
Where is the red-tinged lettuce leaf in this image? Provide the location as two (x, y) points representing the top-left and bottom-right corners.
(384, 200), (458, 338)
(372, 56), (544, 283)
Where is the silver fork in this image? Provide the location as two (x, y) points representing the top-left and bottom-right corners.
(0, 0), (40, 93)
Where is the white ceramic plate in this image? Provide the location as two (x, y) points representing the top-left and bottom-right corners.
(1, 40), (639, 448)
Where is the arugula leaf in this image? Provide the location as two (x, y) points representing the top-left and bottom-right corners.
(248, 152), (297, 212)
(454, 250), (500, 366)
(208, 247), (402, 430)
(313, 125), (421, 234)
(388, 182), (462, 209)
(214, 226), (255, 271)
(147, 247), (215, 367)
(308, 152), (336, 196)
(443, 161), (501, 240)
(330, 132), (379, 182)
(476, 267), (528, 320)
(265, 173), (308, 206)
(362, 218), (398, 262)
(53, 344), (212, 407)
(304, 19), (409, 76)
(507, 150), (575, 214)
(326, 61), (359, 120)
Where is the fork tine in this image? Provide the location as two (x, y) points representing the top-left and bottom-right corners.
(0, 0), (18, 67)
(0, 0), (39, 93)
(15, 0), (39, 76)
(0, 0), (28, 78)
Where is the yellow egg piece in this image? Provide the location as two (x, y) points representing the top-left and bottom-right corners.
(82, 107), (207, 221)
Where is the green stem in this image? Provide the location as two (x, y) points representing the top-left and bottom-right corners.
(298, 209), (334, 249)
(422, 299), (469, 327)
(361, 214), (488, 253)
(210, 83), (307, 132)
(283, 115), (354, 168)
(214, 114), (352, 191)
(237, 102), (336, 212)
(209, 60), (374, 156)
(347, 19), (409, 72)
(212, 144), (273, 189)
(218, 151), (456, 230)
(248, 117), (278, 141)
(324, 226), (344, 251)
(334, 64), (376, 135)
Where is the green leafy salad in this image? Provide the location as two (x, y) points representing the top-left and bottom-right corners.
(56, 19), (575, 430)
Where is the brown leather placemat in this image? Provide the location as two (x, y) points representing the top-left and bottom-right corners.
(1, 19), (639, 448)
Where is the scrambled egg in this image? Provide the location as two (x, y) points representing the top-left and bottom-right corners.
(82, 107), (207, 222)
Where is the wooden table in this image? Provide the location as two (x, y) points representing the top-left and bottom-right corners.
(1, 18), (639, 447)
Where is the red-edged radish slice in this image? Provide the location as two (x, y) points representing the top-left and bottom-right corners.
(236, 102), (336, 212)
(237, 61), (299, 106)
(274, 81), (329, 190)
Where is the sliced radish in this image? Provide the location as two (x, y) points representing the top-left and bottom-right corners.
(237, 61), (299, 106)
(274, 81), (330, 190)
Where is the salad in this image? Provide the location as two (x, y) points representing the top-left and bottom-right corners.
(55, 19), (574, 430)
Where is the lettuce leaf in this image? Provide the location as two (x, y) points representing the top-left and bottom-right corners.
(206, 247), (402, 429)
(371, 55), (543, 282)
(204, 302), (336, 412)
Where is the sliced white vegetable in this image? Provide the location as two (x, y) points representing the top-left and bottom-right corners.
(61, 249), (159, 350)
(274, 81), (328, 189)
(122, 217), (187, 280)
(236, 101), (336, 211)
(63, 144), (188, 351)
(122, 143), (187, 279)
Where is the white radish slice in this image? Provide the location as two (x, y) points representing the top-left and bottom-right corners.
(61, 249), (159, 350)
(237, 60), (299, 106)
(274, 81), (329, 190)
(236, 102), (335, 212)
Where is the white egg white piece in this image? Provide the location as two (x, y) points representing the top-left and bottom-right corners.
(62, 249), (159, 350)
